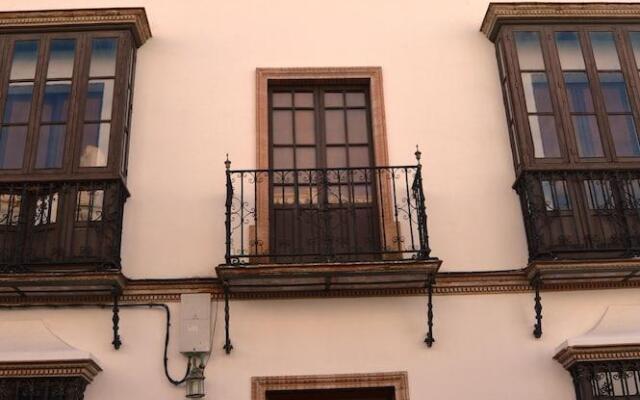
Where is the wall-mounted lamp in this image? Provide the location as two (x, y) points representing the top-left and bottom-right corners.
(186, 356), (205, 398)
(180, 294), (212, 399)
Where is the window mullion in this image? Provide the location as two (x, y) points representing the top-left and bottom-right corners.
(70, 33), (92, 174)
(580, 29), (616, 162)
(24, 34), (50, 174)
(615, 26), (640, 161)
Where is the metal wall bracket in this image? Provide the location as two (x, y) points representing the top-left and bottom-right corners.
(223, 284), (233, 354)
(424, 277), (435, 347)
(112, 287), (122, 350)
(532, 274), (542, 339)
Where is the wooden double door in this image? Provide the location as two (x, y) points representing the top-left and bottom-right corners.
(268, 83), (381, 262)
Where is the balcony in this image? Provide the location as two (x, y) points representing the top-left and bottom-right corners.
(0, 179), (128, 298)
(515, 169), (640, 286)
(216, 160), (440, 294)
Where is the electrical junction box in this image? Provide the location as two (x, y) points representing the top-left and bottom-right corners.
(179, 293), (211, 354)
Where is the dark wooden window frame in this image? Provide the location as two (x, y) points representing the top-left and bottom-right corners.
(0, 29), (136, 182)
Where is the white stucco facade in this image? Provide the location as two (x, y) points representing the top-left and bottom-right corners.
(0, 0), (638, 399)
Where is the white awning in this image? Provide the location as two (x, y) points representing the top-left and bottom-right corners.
(557, 304), (640, 352)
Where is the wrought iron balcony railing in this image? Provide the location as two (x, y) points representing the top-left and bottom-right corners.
(514, 169), (640, 261)
(224, 159), (432, 265)
(0, 179), (128, 273)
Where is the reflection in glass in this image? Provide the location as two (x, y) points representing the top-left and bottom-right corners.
(624, 179), (640, 208)
(36, 125), (66, 169)
(294, 92), (313, 108)
(80, 123), (110, 167)
(296, 148), (316, 169)
(584, 180), (614, 209)
(89, 38), (117, 76)
(347, 110), (368, 143)
(0, 194), (21, 226)
(522, 73), (552, 112)
(564, 73), (593, 112)
(542, 180), (571, 211)
(85, 79), (114, 120)
(514, 31), (545, 70)
(34, 193), (58, 225)
(0, 127), (26, 169)
(590, 31), (621, 70)
(600, 72), (631, 112)
(609, 115), (640, 157)
(47, 39), (75, 78)
(555, 32), (585, 70)
(272, 148), (293, 169)
(346, 92), (366, 107)
(327, 147), (347, 168)
(630, 32), (640, 67)
(349, 146), (370, 168)
(529, 115), (561, 158)
(324, 92), (343, 107)
(10, 41), (39, 80)
(572, 115), (604, 157)
(76, 190), (104, 222)
(3, 83), (33, 123)
(41, 82), (71, 122)
(272, 92), (292, 108)
(294, 111), (315, 144)
(325, 110), (345, 143)
(272, 111), (293, 144)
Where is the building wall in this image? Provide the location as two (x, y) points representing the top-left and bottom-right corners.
(0, 0), (637, 399)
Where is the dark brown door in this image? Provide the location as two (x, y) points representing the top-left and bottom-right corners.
(269, 84), (380, 262)
(266, 387), (395, 400)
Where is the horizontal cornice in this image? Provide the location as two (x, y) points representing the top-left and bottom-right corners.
(481, 2), (640, 42)
(554, 345), (640, 369)
(0, 359), (102, 382)
(0, 8), (151, 47)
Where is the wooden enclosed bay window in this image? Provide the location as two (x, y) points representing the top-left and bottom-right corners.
(483, 3), (640, 261)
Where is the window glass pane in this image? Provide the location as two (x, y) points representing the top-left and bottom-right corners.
(35, 125), (66, 169)
(272, 147), (293, 169)
(327, 147), (347, 168)
(584, 180), (614, 209)
(346, 92), (366, 107)
(295, 111), (315, 144)
(542, 180), (571, 210)
(514, 31), (545, 70)
(41, 82), (71, 122)
(272, 111), (293, 144)
(349, 146), (370, 168)
(522, 73), (552, 112)
(76, 190), (104, 222)
(555, 32), (585, 70)
(630, 32), (640, 68)
(599, 72), (631, 112)
(572, 115), (604, 157)
(80, 123), (110, 167)
(590, 31), (621, 70)
(0, 194), (21, 226)
(609, 115), (640, 157)
(324, 92), (343, 107)
(325, 110), (345, 143)
(47, 39), (75, 79)
(529, 116), (561, 158)
(272, 92), (292, 108)
(85, 79), (114, 120)
(564, 72), (594, 112)
(294, 92), (313, 108)
(89, 38), (117, 76)
(0, 126), (27, 169)
(4, 83), (33, 123)
(10, 40), (38, 80)
(347, 110), (368, 143)
(296, 148), (316, 169)
(624, 179), (640, 208)
(34, 193), (58, 225)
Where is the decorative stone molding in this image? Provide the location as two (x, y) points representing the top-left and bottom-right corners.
(555, 345), (640, 369)
(252, 371), (409, 400)
(481, 2), (640, 42)
(0, 8), (151, 47)
(0, 360), (101, 383)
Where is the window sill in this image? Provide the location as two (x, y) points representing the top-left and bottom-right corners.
(526, 258), (640, 287)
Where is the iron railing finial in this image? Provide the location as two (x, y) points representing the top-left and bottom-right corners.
(225, 154), (231, 170)
(415, 145), (422, 165)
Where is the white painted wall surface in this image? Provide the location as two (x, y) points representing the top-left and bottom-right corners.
(0, 0), (637, 399)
